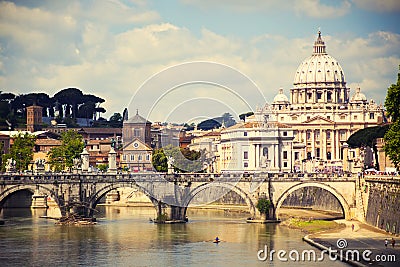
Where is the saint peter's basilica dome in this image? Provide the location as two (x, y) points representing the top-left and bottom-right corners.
(293, 31), (346, 88)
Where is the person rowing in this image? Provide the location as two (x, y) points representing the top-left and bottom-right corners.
(214, 237), (220, 243)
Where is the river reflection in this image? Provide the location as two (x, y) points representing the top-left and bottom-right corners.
(0, 207), (346, 266)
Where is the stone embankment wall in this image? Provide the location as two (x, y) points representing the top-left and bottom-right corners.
(280, 187), (344, 213)
(364, 177), (400, 234)
(212, 191), (246, 205)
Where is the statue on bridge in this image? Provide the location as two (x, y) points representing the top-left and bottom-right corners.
(5, 158), (16, 173)
(72, 158), (82, 171)
(35, 158), (46, 173)
(167, 156), (175, 174)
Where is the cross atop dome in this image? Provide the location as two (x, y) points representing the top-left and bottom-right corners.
(313, 30), (327, 55)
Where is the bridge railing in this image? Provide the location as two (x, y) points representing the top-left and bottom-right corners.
(0, 171), (357, 184)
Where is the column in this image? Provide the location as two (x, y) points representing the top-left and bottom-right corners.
(321, 129), (326, 161)
(270, 145), (275, 171)
(275, 144), (279, 171)
(255, 144), (260, 169)
(335, 130), (340, 161)
(311, 129), (315, 159)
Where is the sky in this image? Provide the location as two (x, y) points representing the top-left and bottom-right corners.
(0, 0), (399, 124)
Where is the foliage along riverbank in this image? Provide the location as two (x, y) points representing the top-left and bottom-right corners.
(281, 218), (346, 234)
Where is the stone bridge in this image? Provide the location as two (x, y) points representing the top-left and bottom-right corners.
(0, 172), (359, 222)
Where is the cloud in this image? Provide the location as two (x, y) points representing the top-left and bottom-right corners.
(324, 31), (400, 100)
(180, 0), (351, 18)
(351, 0), (400, 13)
(294, 0), (351, 18)
(0, 1), (398, 122)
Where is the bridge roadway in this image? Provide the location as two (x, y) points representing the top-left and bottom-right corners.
(0, 172), (359, 222)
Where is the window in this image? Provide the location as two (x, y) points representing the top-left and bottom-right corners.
(244, 151), (248, 159)
(340, 130), (346, 140)
(146, 154), (150, 161)
(244, 132), (248, 136)
(307, 131), (311, 140)
(283, 131), (288, 136)
(134, 128), (141, 137)
(327, 152), (332, 160)
(123, 155), (126, 161)
(130, 154), (134, 161)
(327, 92), (332, 102)
(315, 131), (320, 140)
(244, 162), (248, 168)
(307, 152), (312, 160)
(340, 115), (346, 120)
(283, 162), (288, 168)
(138, 155), (142, 160)
(317, 92), (322, 100)
(283, 151), (288, 159)
(369, 113), (375, 119)
(294, 152), (299, 160)
(327, 131), (331, 139)
(354, 115), (358, 120)
(316, 148), (320, 158)
(263, 147), (268, 157)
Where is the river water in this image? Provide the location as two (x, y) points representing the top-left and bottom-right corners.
(0, 207), (347, 267)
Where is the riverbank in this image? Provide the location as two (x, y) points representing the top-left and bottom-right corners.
(305, 220), (399, 266)
(281, 218), (345, 234)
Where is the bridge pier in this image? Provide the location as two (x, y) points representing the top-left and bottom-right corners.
(156, 201), (187, 222)
(31, 189), (48, 209)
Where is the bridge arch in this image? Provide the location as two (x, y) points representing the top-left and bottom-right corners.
(183, 182), (257, 218)
(274, 182), (350, 219)
(0, 184), (62, 214)
(87, 182), (159, 217)
(0, 184), (55, 203)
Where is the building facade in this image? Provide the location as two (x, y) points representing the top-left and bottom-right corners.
(26, 105), (43, 132)
(122, 110), (153, 172)
(122, 110), (152, 147)
(255, 31), (383, 173)
(219, 119), (294, 173)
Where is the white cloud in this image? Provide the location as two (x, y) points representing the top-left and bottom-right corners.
(181, 0), (351, 18)
(0, 1), (398, 122)
(294, 0), (351, 18)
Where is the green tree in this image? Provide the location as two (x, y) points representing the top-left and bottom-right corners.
(197, 118), (221, 130)
(97, 164), (108, 172)
(109, 112), (123, 128)
(152, 148), (168, 172)
(384, 65), (400, 170)
(384, 121), (400, 170)
(152, 145), (206, 173)
(1, 132), (36, 171)
(384, 66), (400, 122)
(239, 111), (254, 121)
(256, 198), (271, 219)
(347, 125), (389, 170)
(48, 130), (84, 171)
